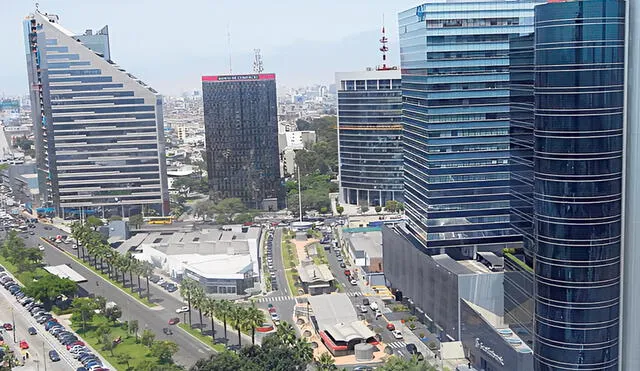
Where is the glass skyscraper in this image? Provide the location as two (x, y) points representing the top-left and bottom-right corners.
(398, 0), (539, 250)
(336, 70), (403, 206)
(24, 11), (169, 217)
(202, 74), (283, 211)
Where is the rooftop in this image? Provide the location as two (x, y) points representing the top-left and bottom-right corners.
(183, 254), (253, 280)
(345, 230), (382, 259)
(298, 264), (334, 283)
(44, 264), (87, 283)
(308, 294), (375, 342)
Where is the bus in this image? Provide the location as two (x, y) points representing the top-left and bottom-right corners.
(147, 216), (173, 225)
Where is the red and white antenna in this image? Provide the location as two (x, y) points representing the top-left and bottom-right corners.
(377, 14), (394, 71)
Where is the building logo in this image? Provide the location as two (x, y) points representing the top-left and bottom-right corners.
(202, 74), (275, 82)
(475, 338), (504, 366)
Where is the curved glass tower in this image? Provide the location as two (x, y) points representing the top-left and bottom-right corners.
(533, 1), (625, 369)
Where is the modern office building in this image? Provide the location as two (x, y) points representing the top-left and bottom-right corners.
(509, 1), (624, 369)
(335, 69), (403, 206)
(398, 0), (539, 252)
(23, 11), (169, 218)
(73, 26), (110, 60)
(202, 74), (283, 210)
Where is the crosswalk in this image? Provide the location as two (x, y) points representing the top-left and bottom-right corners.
(387, 341), (407, 350)
(345, 291), (363, 297)
(256, 295), (294, 303)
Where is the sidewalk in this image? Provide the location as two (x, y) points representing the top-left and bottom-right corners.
(391, 320), (440, 368)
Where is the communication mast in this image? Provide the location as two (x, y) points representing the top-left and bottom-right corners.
(227, 24), (233, 74)
(377, 15), (396, 71)
(253, 49), (264, 73)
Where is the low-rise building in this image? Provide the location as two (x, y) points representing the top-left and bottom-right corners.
(297, 259), (334, 295)
(122, 226), (262, 297)
(343, 227), (383, 273)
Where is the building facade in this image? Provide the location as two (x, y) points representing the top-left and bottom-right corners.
(335, 70), (403, 206)
(202, 74), (283, 210)
(398, 1), (539, 251)
(23, 12), (169, 218)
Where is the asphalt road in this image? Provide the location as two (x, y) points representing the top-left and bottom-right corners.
(0, 283), (76, 371)
(22, 223), (224, 368)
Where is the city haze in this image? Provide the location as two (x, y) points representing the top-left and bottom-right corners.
(0, 0), (419, 96)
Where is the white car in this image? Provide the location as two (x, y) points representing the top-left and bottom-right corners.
(392, 330), (403, 339)
(38, 245), (45, 251)
(270, 313), (280, 322)
(175, 306), (189, 314)
(350, 279), (357, 286)
(375, 310), (383, 318)
(157, 279), (166, 285)
(72, 244), (78, 250)
(359, 305), (368, 313)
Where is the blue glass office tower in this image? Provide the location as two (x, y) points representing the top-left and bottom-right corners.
(24, 12), (169, 217)
(336, 70), (403, 206)
(398, 1), (539, 250)
(532, 1), (625, 369)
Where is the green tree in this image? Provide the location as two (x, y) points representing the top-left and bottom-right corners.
(116, 353), (132, 369)
(275, 321), (297, 347)
(203, 297), (217, 344)
(180, 278), (199, 327)
(141, 260), (154, 300)
(375, 205), (382, 214)
(245, 305), (266, 345)
(86, 215), (104, 230)
(141, 329), (156, 347)
(212, 198), (246, 224)
(191, 283), (206, 332)
(230, 305), (248, 347)
(71, 297), (96, 333)
(379, 355), (438, 371)
(384, 200), (404, 213)
(214, 299), (233, 341)
(108, 215), (123, 221)
(128, 319), (140, 342)
(23, 274), (78, 309)
(193, 199), (215, 221)
(151, 340), (179, 364)
(336, 205), (344, 216)
(233, 212), (254, 224)
(104, 305), (123, 323)
(129, 214), (144, 229)
(315, 352), (337, 371)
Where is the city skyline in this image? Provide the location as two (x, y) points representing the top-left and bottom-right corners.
(0, 0), (419, 97)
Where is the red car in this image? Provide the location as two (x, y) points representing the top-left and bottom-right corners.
(3, 323), (12, 331)
(268, 307), (277, 314)
(344, 270), (351, 276)
(66, 341), (85, 350)
(19, 340), (29, 349)
(386, 323), (396, 331)
(168, 317), (180, 325)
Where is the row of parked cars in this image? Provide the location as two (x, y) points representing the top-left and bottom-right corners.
(149, 275), (177, 292)
(0, 266), (108, 371)
(265, 231), (278, 291)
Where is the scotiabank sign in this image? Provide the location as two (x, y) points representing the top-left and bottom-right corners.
(202, 73), (276, 82)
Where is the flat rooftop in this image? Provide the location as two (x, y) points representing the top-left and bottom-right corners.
(44, 264), (87, 283)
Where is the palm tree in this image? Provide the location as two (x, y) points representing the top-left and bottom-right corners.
(117, 254), (131, 286)
(245, 305), (266, 345)
(276, 321), (297, 347)
(315, 352), (337, 371)
(293, 338), (314, 366)
(131, 258), (142, 294)
(230, 305), (247, 347)
(203, 297), (217, 344)
(126, 252), (136, 291)
(105, 250), (118, 280)
(180, 278), (198, 327)
(214, 299), (233, 341)
(140, 261), (154, 299)
(191, 284), (206, 332)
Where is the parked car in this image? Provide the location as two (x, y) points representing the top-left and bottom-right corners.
(175, 306), (189, 314)
(3, 323), (13, 331)
(49, 350), (60, 362)
(166, 285), (177, 293)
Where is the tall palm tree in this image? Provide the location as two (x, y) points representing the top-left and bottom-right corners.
(293, 338), (314, 366)
(180, 278), (198, 327)
(105, 250), (118, 280)
(214, 299), (233, 341)
(276, 321), (297, 347)
(315, 352), (337, 371)
(191, 284), (206, 332)
(126, 252), (136, 291)
(141, 261), (154, 299)
(245, 305), (266, 345)
(117, 254), (131, 286)
(230, 305), (247, 348)
(204, 297), (217, 344)
(130, 258), (142, 294)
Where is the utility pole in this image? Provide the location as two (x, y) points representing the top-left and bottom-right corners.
(297, 163), (302, 222)
(43, 341), (47, 371)
(11, 308), (16, 343)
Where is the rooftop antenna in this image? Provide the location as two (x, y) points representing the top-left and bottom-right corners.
(253, 49), (264, 73)
(227, 24), (233, 74)
(377, 14), (395, 71)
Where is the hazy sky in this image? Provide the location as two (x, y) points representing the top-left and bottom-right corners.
(0, 0), (420, 96)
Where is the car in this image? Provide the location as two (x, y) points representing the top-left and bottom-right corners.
(353, 367), (374, 371)
(375, 310), (382, 318)
(19, 340), (29, 349)
(168, 317), (180, 325)
(166, 285), (177, 293)
(268, 307), (277, 313)
(72, 244), (78, 250)
(29, 231), (35, 235)
(386, 323), (396, 331)
(3, 323), (12, 331)
(359, 305), (368, 313)
(67, 341), (85, 350)
(176, 306), (189, 314)
(405, 343), (418, 355)
(344, 270), (351, 276)
(392, 330), (403, 339)
(27, 327), (37, 335)
(149, 275), (161, 283)
(270, 312), (280, 321)
(157, 279), (166, 285)
(76, 368), (88, 371)
(49, 350), (60, 362)
(350, 279), (358, 286)
(339, 262), (346, 268)
(337, 256), (343, 261)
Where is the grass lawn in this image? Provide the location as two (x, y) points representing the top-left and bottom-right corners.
(280, 237), (300, 295)
(72, 315), (161, 370)
(178, 323), (225, 352)
(312, 243), (328, 265)
(50, 240), (156, 308)
(0, 254), (49, 285)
